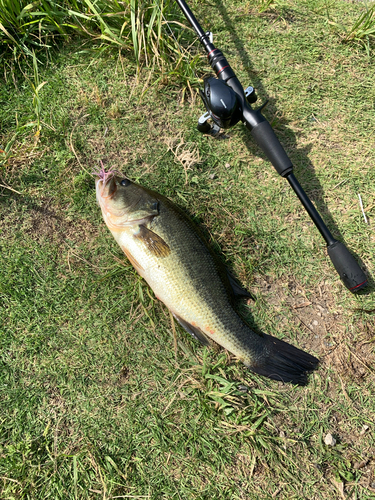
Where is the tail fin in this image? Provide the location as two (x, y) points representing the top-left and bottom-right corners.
(252, 334), (319, 386)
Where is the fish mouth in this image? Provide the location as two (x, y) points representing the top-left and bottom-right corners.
(93, 165), (131, 227)
(96, 176), (117, 200)
(93, 163), (120, 202)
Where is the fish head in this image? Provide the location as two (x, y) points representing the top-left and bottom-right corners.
(94, 166), (159, 231)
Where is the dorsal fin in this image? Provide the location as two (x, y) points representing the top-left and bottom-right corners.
(227, 271), (255, 301)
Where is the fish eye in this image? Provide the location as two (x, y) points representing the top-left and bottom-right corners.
(120, 178), (131, 187)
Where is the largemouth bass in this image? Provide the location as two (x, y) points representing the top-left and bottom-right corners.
(95, 167), (318, 385)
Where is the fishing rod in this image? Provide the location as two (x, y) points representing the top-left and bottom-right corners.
(174, 0), (367, 293)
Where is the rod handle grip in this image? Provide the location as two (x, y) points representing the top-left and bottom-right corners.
(249, 118), (293, 177)
(327, 241), (367, 292)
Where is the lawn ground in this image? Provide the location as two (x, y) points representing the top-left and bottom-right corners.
(0, 0), (374, 498)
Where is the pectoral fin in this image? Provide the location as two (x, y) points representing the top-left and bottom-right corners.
(134, 225), (170, 257)
(173, 314), (212, 347)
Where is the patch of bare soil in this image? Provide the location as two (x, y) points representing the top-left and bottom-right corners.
(255, 275), (375, 382)
(0, 198), (105, 282)
(0, 194), (99, 244)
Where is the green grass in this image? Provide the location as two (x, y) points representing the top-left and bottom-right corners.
(329, 1), (375, 55)
(1, 0), (375, 498)
(0, 0), (201, 87)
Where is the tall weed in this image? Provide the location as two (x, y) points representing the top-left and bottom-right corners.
(0, 0), (196, 74)
(344, 1), (375, 54)
(329, 1), (375, 54)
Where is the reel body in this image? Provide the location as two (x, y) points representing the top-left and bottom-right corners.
(197, 78), (257, 135)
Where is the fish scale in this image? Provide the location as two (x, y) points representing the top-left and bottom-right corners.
(95, 170), (318, 385)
